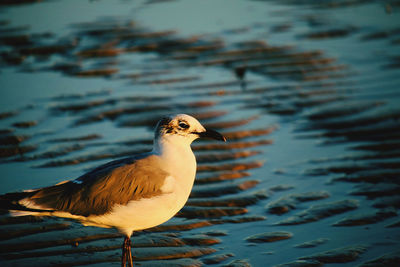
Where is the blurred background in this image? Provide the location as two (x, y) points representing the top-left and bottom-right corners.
(1, 0), (400, 266)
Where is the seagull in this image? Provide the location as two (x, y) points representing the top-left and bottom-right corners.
(0, 114), (226, 267)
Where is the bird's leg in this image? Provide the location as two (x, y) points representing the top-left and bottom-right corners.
(126, 236), (133, 267)
(121, 236), (129, 267)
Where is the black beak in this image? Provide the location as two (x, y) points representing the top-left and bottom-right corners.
(197, 128), (226, 142)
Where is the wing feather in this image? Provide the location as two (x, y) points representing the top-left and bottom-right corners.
(23, 154), (169, 216)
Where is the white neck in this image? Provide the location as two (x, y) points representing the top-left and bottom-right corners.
(152, 135), (197, 181)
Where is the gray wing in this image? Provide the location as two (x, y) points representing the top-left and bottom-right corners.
(20, 153), (169, 216)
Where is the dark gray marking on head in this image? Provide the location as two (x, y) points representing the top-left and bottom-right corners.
(155, 116), (173, 139)
(158, 117), (172, 128)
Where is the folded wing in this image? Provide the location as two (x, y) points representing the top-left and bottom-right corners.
(1, 154), (169, 217)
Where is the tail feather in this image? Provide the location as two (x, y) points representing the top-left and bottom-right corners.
(0, 191), (50, 214)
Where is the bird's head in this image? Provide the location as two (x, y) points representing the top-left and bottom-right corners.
(155, 114), (226, 145)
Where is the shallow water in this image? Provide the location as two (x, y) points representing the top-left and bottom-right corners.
(1, 0), (400, 266)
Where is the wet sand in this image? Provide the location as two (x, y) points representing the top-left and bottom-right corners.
(0, 0), (400, 266)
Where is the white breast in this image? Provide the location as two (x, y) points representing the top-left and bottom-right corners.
(83, 140), (197, 236)
(83, 173), (192, 236)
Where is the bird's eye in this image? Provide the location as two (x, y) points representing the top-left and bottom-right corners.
(178, 122), (189, 129)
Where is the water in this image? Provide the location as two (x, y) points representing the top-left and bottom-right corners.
(1, 0), (400, 266)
